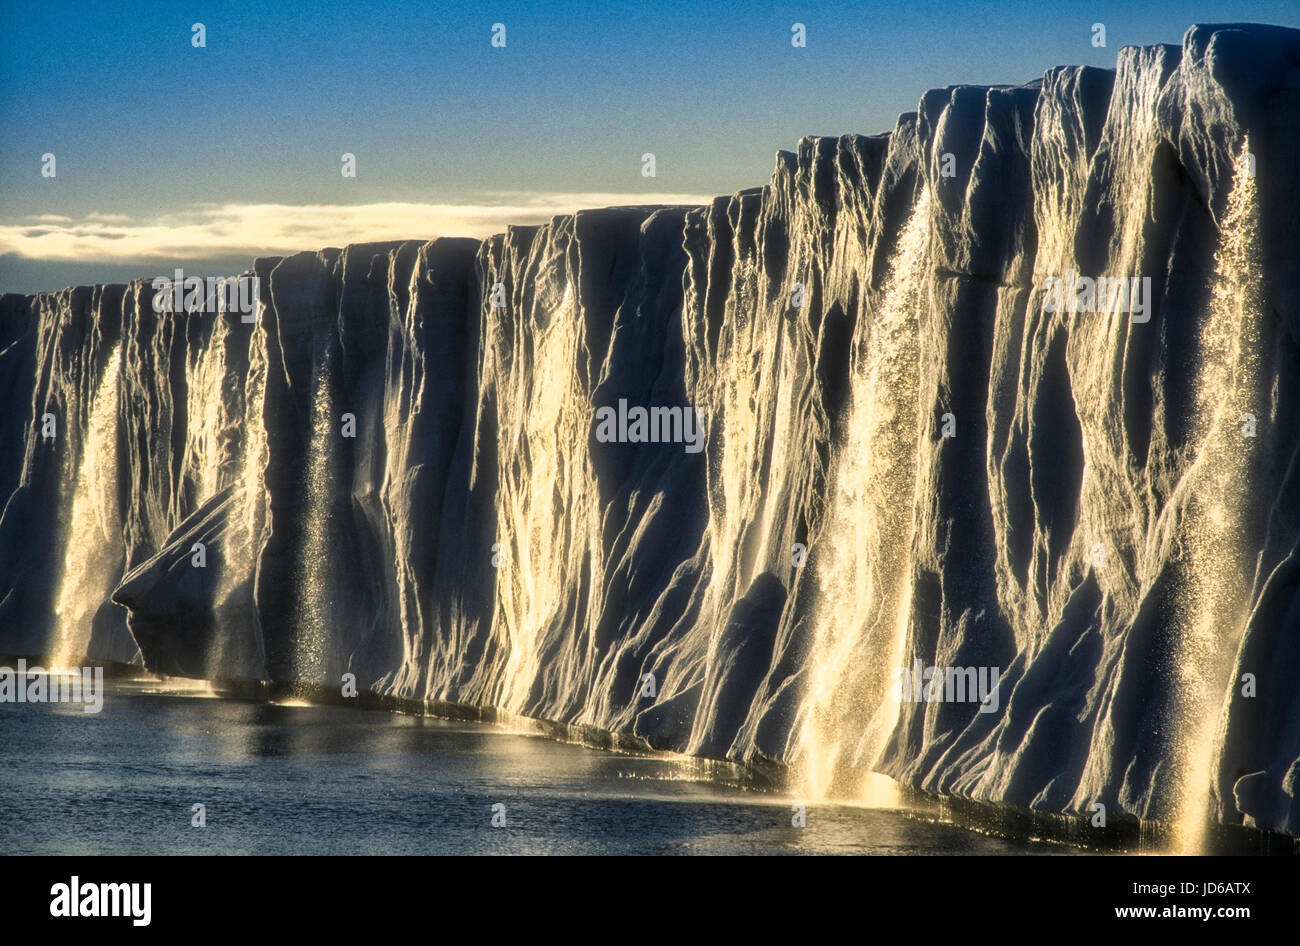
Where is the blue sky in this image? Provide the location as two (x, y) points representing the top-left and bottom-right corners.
(3, 0), (1297, 291)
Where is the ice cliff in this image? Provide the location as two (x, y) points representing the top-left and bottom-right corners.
(2, 24), (1298, 840)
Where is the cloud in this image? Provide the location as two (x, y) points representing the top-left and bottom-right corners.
(0, 193), (717, 264)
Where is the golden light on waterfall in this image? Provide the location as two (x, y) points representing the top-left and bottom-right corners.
(50, 345), (123, 667)
(1171, 142), (1262, 853)
(798, 187), (930, 801)
(290, 354), (337, 684)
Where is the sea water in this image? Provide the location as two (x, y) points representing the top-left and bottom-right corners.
(0, 675), (1078, 856)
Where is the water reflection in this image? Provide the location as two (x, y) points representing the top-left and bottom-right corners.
(0, 679), (1082, 855)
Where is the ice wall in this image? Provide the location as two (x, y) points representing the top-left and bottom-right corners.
(2, 23), (1297, 837)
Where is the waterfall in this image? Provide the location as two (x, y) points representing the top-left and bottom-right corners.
(290, 353), (338, 685)
(1171, 145), (1263, 851)
(797, 188), (931, 799)
(50, 345), (123, 666)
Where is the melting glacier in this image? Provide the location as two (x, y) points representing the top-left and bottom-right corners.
(2, 24), (1299, 840)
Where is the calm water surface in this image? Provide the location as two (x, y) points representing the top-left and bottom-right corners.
(0, 676), (1081, 855)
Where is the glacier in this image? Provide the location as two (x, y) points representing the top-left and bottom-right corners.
(2, 23), (1298, 844)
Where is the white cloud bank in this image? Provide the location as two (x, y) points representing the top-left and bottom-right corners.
(0, 192), (717, 263)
